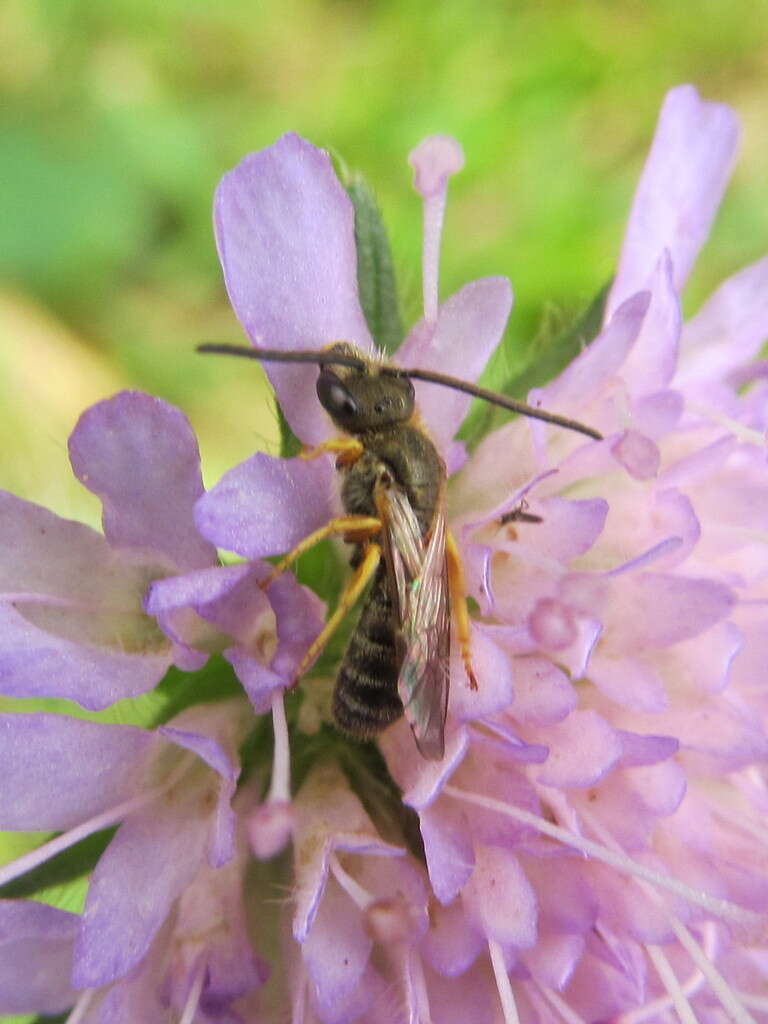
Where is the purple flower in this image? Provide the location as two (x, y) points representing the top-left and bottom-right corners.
(0, 391), (219, 708)
(5, 84), (768, 1024)
(193, 87), (768, 1021)
(0, 702), (268, 1019)
(0, 389), (324, 711)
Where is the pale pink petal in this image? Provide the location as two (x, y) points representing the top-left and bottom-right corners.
(448, 628), (513, 721)
(521, 933), (584, 990)
(214, 133), (374, 444)
(419, 800), (475, 905)
(509, 656), (577, 724)
(302, 877), (373, 1021)
(397, 278), (513, 449)
(611, 429), (660, 480)
(462, 845), (538, 949)
(421, 897), (484, 977)
(680, 254), (768, 384)
(588, 652), (670, 713)
(534, 709), (622, 789)
(607, 84), (740, 315)
(540, 291), (650, 413)
(618, 250), (682, 394)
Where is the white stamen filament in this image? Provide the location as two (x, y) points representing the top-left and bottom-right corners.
(0, 590), (138, 614)
(644, 944), (698, 1024)
(617, 924), (715, 1024)
(0, 755), (193, 889)
(536, 985), (588, 1024)
(178, 956), (207, 1024)
(443, 786), (762, 930)
(329, 853), (372, 910)
(669, 918), (757, 1024)
(488, 939), (520, 1024)
(65, 988), (96, 1024)
(404, 947), (432, 1024)
(267, 689), (291, 803)
(583, 810), (756, 1024)
(291, 966), (308, 1024)
(688, 402), (767, 447)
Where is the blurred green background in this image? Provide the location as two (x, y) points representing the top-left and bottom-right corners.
(1, 0), (767, 528)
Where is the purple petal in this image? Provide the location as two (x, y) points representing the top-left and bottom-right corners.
(397, 278), (513, 449)
(616, 730), (679, 768)
(0, 492), (173, 705)
(214, 133), (374, 444)
(607, 85), (740, 315)
(534, 709), (622, 789)
(73, 792), (210, 987)
(0, 603), (170, 709)
(522, 933), (585, 991)
(0, 714), (155, 830)
(160, 712), (241, 867)
(680, 254), (768, 383)
(68, 392), (216, 570)
(0, 900), (78, 1015)
(195, 453), (337, 558)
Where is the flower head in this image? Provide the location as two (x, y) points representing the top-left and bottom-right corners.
(3, 85), (768, 1023)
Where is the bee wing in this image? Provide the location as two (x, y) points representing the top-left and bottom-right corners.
(379, 485), (450, 760)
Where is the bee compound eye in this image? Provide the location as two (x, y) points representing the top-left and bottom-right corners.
(317, 371), (358, 418)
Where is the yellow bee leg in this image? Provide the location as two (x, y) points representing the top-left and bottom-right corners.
(289, 543), (382, 685)
(446, 530), (478, 691)
(299, 438), (364, 467)
(261, 515), (382, 588)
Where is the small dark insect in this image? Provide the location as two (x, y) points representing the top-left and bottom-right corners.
(499, 500), (543, 527)
(199, 341), (599, 759)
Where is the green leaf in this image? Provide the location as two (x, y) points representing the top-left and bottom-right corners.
(0, 829), (114, 905)
(345, 176), (403, 354)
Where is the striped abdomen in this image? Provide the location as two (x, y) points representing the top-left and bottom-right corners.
(332, 563), (403, 738)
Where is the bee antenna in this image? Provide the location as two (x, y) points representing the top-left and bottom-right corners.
(196, 342), (367, 371)
(399, 367), (603, 441)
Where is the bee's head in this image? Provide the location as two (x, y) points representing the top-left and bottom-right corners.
(316, 343), (415, 434)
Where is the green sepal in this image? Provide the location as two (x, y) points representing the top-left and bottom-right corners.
(458, 279), (612, 448)
(344, 175), (403, 355)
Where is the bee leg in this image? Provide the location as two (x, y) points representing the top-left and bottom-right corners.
(288, 543), (382, 686)
(261, 515), (382, 588)
(446, 530), (478, 691)
(299, 438), (364, 467)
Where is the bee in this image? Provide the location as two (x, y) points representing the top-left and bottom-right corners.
(199, 341), (600, 759)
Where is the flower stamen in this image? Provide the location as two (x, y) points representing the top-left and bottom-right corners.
(178, 955), (207, 1024)
(443, 786), (763, 931)
(408, 135), (465, 325)
(488, 938), (520, 1024)
(65, 989), (96, 1024)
